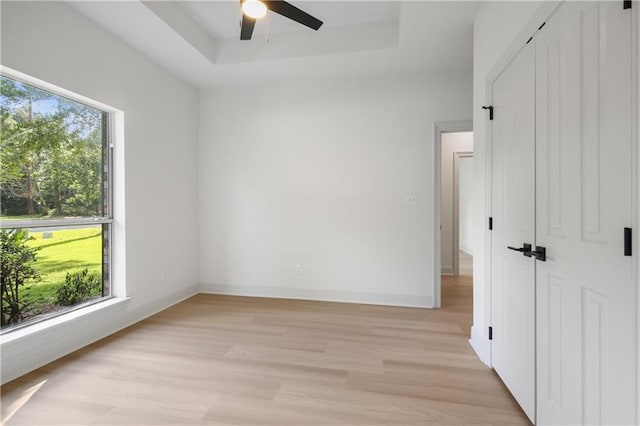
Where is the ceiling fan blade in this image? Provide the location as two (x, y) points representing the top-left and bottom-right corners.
(240, 15), (256, 40)
(263, 1), (323, 31)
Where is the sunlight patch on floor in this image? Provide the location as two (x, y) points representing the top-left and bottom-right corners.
(1, 379), (47, 424)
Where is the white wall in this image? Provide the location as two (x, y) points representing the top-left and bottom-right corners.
(458, 155), (474, 255)
(198, 71), (472, 307)
(440, 131), (473, 273)
(0, 1), (199, 384)
(471, 1), (549, 364)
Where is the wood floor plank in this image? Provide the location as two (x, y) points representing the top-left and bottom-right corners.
(1, 255), (529, 425)
(274, 381), (526, 425)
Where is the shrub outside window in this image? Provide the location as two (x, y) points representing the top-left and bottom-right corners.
(0, 74), (112, 331)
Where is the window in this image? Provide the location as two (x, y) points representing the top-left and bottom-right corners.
(0, 74), (112, 331)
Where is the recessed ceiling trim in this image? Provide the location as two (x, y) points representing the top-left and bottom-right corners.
(142, 1), (220, 63)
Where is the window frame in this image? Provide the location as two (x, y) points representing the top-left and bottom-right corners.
(0, 70), (115, 332)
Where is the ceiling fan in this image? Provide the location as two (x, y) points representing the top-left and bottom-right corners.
(239, 0), (323, 40)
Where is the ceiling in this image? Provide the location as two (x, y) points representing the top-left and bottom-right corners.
(182, 1), (401, 39)
(69, 1), (481, 88)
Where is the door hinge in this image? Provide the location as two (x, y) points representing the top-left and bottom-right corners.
(488, 217), (493, 230)
(489, 326), (493, 340)
(624, 227), (632, 256)
(624, 0), (632, 10)
(482, 105), (494, 120)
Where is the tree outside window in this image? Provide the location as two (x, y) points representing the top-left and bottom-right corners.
(0, 75), (112, 330)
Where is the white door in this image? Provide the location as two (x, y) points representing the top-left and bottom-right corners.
(490, 41), (536, 423)
(535, 2), (635, 425)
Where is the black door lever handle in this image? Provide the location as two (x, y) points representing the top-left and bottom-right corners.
(507, 243), (532, 257)
(531, 246), (546, 262)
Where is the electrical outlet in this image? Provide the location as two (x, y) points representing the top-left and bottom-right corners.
(160, 271), (165, 281)
(405, 195), (417, 205)
(295, 265), (302, 274)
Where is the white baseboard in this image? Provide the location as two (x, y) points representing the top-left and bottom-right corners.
(460, 246), (474, 256)
(469, 324), (491, 367)
(1, 284), (199, 385)
(199, 283), (434, 308)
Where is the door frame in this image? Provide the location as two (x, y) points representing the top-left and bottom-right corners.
(433, 121), (472, 309)
(632, 4), (639, 423)
(453, 151), (474, 275)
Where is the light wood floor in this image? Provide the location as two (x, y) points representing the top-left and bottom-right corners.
(1, 258), (528, 425)
(459, 251), (473, 277)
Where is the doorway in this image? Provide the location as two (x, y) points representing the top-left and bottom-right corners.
(454, 151), (474, 278)
(435, 128), (473, 309)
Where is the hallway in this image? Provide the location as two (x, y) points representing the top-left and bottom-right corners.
(441, 251), (473, 315)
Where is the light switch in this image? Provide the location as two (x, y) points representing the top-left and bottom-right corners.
(405, 195), (417, 205)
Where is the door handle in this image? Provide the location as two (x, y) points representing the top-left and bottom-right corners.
(531, 246), (546, 262)
(507, 243), (532, 257)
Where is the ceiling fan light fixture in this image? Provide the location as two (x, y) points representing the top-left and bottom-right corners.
(242, 0), (268, 19)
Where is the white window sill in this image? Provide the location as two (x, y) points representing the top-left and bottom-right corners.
(0, 297), (130, 344)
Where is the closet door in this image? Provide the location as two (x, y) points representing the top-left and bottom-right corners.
(535, 2), (635, 424)
(490, 41), (536, 423)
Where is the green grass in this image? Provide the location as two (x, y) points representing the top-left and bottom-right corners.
(0, 215), (43, 221)
(22, 227), (102, 309)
